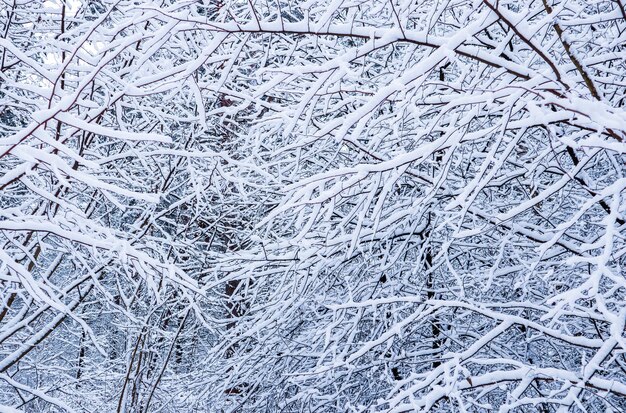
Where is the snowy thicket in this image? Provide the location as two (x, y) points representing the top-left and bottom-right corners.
(1, 0), (625, 411)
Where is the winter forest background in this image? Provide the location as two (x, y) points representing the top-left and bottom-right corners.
(0, 0), (625, 411)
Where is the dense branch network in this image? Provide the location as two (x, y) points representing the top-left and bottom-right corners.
(0, 0), (625, 412)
